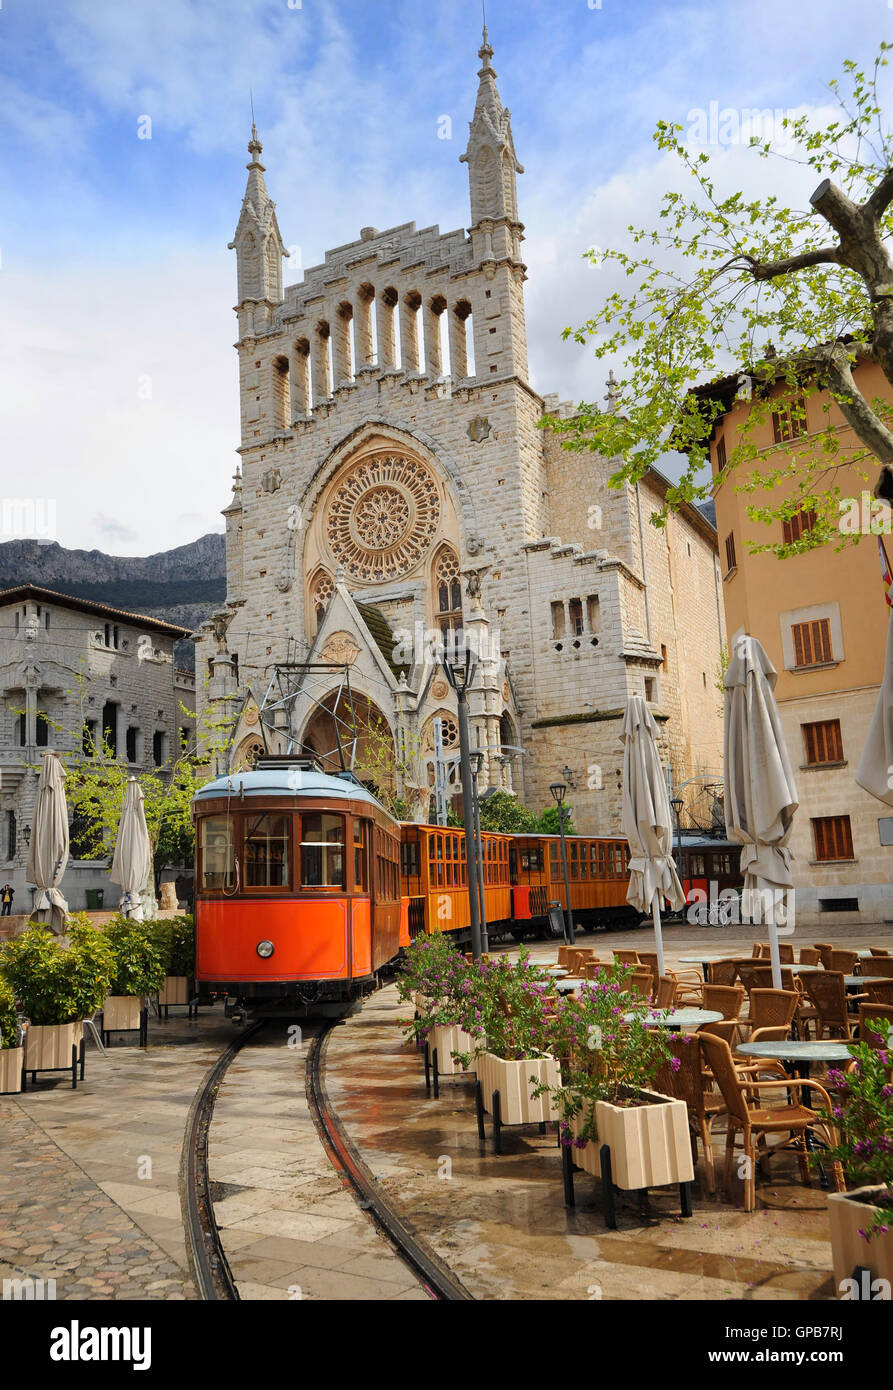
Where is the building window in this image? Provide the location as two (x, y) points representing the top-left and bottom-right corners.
(803, 719), (843, 766)
(102, 701), (118, 757)
(550, 601), (566, 639)
(782, 509), (817, 546)
(568, 598), (584, 636)
(434, 547), (463, 639)
(661, 643), (668, 669)
(35, 709), (49, 747)
(6, 810), (16, 861)
(301, 812), (344, 888)
(82, 719), (97, 757)
(724, 532), (737, 574)
(103, 623), (119, 649)
(644, 677), (656, 702)
(354, 819), (368, 892)
(126, 726), (140, 763)
(586, 595), (600, 632)
(812, 815), (854, 862)
(715, 435), (726, 471)
(772, 397), (807, 444)
(152, 731), (165, 766)
(792, 618), (833, 668)
(15, 714), (26, 747)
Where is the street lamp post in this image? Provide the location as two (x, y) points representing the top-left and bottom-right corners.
(670, 796), (684, 873)
(442, 645), (483, 961)
(470, 748), (488, 953)
(549, 781), (575, 946)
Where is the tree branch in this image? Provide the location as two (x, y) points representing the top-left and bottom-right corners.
(866, 167), (893, 221)
(824, 344), (893, 465)
(747, 245), (842, 280)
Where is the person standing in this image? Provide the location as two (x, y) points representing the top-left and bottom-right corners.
(0, 883), (14, 916)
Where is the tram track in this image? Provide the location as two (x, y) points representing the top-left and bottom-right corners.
(182, 1013), (472, 1302)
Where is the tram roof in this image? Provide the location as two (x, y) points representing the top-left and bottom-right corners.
(192, 766), (387, 810)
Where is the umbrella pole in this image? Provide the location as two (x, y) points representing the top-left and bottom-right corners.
(651, 897), (665, 979)
(766, 898), (782, 990)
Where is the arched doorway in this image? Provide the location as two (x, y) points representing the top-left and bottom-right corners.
(300, 691), (399, 808)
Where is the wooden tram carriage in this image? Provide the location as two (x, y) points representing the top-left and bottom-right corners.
(192, 757), (741, 1016)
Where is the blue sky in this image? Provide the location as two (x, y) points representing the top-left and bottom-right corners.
(0, 0), (890, 553)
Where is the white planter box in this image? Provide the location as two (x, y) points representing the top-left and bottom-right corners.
(572, 1088), (694, 1189)
(24, 1021), (83, 1072)
(477, 1051), (560, 1125)
(0, 1046), (24, 1093)
(103, 996), (144, 1032)
(427, 1024), (477, 1075)
(158, 976), (191, 1007)
(828, 1185), (893, 1293)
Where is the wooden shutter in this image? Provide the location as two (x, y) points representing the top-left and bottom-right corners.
(792, 617), (832, 667)
(803, 719), (843, 765)
(812, 816), (853, 861)
(725, 532), (737, 572)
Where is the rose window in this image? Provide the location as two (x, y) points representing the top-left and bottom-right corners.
(326, 454), (440, 582)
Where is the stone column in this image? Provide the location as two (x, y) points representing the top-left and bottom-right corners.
(424, 299), (444, 378)
(377, 289), (398, 369)
(312, 324), (331, 403)
(355, 286), (375, 368)
(400, 293), (421, 375)
(449, 304), (469, 381)
(334, 304), (353, 386)
(290, 341), (310, 417)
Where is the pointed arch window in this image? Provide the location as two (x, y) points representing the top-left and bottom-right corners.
(311, 570), (334, 633)
(434, 547), (462, 640)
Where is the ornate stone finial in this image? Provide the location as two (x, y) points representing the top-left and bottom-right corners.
(248, 122), (262, 162)
(604, 369), (620, 414)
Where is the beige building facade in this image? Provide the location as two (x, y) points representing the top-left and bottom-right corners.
(196, 30), (725, 832)
(705, 360), (893, 928)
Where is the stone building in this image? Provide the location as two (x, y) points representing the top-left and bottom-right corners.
(196, 28), (725, 831)
(0, 584), (193, 912)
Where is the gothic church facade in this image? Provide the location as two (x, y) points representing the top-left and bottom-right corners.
(195, 30), (725, 832)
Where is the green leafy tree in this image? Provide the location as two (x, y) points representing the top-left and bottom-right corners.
(478, 790), (539, 834)
(535, 804), (577, 836)
(0, 975), (20, 1050)
(549, 45), (893, 555)
(151, 915), (195, 977)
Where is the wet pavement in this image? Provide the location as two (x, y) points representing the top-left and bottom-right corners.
(0, 919), (889, 1300)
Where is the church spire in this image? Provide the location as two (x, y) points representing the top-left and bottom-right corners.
(228, 123), (286, 308)
(460, 25), (523, 229)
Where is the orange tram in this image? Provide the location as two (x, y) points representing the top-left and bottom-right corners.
(191, 757), (640, 1018)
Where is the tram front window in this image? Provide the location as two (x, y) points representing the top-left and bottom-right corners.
(300, 813), (344, 888)
(245, 813), (291, 888)
(200, 816), (235, 891)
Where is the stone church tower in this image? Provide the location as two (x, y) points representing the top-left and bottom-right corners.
(195, 29), (725, 831)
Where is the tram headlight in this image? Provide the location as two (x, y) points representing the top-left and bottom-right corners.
(256, 939), (275, 958)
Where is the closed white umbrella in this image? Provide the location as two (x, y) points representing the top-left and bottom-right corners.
(855, 607), (893, 807)
(724, 634), (798, 989)
(110, 777), (153, 920)
(621, 695), (685, 977)
(27, 750), (70, 935)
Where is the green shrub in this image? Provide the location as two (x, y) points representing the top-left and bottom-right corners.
(102, 915), (167, 997)
(151, 916), (195, 977)
(0, 916), (115, 1025)
(0, 975), (20, 1049)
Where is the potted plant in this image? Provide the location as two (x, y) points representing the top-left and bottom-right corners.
(397, 935), (477, 1075)
(0, 917), (114, 1082)
(102, 914), (166, 1039)
(153, 915), (195, 1010)
(462, 947), (560, 1125)
(817, 1019), (893, 1294)
(0, 974), (24, 1094)
(538, 966), (693, 1190)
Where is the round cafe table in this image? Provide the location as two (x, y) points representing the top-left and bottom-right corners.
(552, 976), (587, 994)
(622, 1007), (723, 1032)
(736, 1039), (852, 1079)
(845, 975), (887, 989)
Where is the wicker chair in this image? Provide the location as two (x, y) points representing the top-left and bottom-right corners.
(702, 984), (745, 1020)
(869, 947), (891, 957)
(747, 988), (799, 1033)
(829, 949), (859, 975)
(864, 957), (893, 979)
(557, 946), (572, 968)
(751, 942), (764, 958)
(698, 1032), (844, 1210)
(627, 967), (655, 1000)
(864, 979), (893, 1006)
(654, 1035), (725, 1194)
(707, 959), (739, 986)
(568, 948), (596, 974)
(655, 975), (678, 1009)
(582, 960), (605, 980)
(858, 1002), (893, 1046)
(803, 970), (863, 1040)
(813, 943), (834, 970)
(614, 949), (640, 966)
(797, 947), (821, 965)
